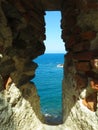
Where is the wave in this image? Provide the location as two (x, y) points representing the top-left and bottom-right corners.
(44, 113), (63, 125)
(57, 64), (63, 68)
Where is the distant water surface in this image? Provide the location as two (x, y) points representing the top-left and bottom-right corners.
(32, 53), (64, 124)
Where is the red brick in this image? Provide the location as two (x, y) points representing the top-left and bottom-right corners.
(66, 35), (76, 49)
(73, 51), (94, 61)
(73, 41), (90, 52)
(77, 1), (98, 12)
(80, 31), (96, 40)
(85, 71), (98, 79)
(87, 2), (98, 10)
(64, 15), (77, 27)
(65, 52), (73, 60)
(73, 26), (82, 34)
(75, 62), (91, 72)
(73, 51), (98, 61)
(82, 2), (98, 11)
(74, 73), (87, 90)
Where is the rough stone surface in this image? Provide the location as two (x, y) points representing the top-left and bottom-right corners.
(62, 77), (98, 130)
(61, 1), (98, 130)
(0, 83), (70, 130)
(0, 83), (44, 130)
(0, 0), (98, 130)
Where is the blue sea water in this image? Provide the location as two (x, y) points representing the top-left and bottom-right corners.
(32, 53), (64, 122)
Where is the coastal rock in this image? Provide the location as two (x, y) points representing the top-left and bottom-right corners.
(62, 79), (98, 130)
(0, 83), (44, 130)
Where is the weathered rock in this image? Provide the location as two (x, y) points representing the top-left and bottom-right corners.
(0, 83), (44, 130)
(62, 78), (98, 130)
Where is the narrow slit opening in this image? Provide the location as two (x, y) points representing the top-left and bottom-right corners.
(33, 11), (65, 125)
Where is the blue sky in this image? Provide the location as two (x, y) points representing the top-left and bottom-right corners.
(44, 11), (65, 53)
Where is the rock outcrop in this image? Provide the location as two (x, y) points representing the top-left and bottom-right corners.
(0, 83), (44, 130)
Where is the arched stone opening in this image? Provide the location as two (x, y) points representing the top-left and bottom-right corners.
(0, 0), (98, 130)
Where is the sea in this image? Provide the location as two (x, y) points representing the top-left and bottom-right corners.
(32, 53), (64, 124)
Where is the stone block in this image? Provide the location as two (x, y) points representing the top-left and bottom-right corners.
(13, 0), (26, 13)
(2, 1), (22, 19)
(63, 16), (77, 27)
(83, 2), (98, 11)
(75, 61), (91, 72)
(0, 59), (16, 75)
(72, 26), (82, 34)
(87, 2), (98, 10)
(74, 73), (88, 90)
(73, 51), (97, 61)
(80, 31), (96, 40)
(77, 1), (98, 12)
(29, 10), (45, 25)
(72, 41), (90, 52)
(86, 71), (98, 79)
(20, 0), (35, 10)
(65, 52), (73, 60)
(66, 35), (76, 49)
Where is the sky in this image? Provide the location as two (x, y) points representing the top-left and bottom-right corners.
(44, 11), (65, 53)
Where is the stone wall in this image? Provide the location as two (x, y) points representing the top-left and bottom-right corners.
(61, 0), (98, 130)
(0, 0), (98, 130)
(0, 0), (46, 129)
